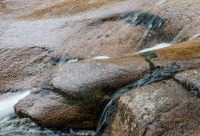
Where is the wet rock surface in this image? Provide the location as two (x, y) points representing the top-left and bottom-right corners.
(51, 57), (149, 105)
(14, 89), (99, 129)
(105, 79), (200, 136)
(15, 57), (149, 129)
(0, 46), (53, 93)
(1, 0), (200, 135)
(0, 116), (75, 136)
(174, 69), (200, 97)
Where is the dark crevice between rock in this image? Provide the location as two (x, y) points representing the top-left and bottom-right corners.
(43, 81), (111, 124)
(139, 51), (158, 70)
(135, 12), (165, 31)
(119, 12), (134, 20)
(40, 47), (53, 53)
(1, 87), (31, 94)
(87, 12), (134, 26)
(50, 57), (83, 66)
(173, 76), (200, 98)
(40, 85), (108, 129)
(100, 12), (135, 22)
(101, 14), (121, 22)
(95, 63), (181, 135)
(48, 85), (102, 107)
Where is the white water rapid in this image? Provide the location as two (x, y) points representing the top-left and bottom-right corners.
(0, 90), (30, 119)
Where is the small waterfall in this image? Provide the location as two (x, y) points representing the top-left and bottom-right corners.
(136, 43), (172, 54)
(189, 33), (200, 40)
(0, 90), (30, 120)
(170, 22), (195, 44)
(95, 63), (180, 135)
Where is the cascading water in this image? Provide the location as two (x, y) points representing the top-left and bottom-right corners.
(136, 43), (172, 54)
(95, 63), (180, 135)
(1, 0), (200, 136)
(0, 90), (30, 120)
(0, 58), (95, 136)
(93, 56), (110, 60)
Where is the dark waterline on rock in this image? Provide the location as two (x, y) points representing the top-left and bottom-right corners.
(95, 63), (180, 135)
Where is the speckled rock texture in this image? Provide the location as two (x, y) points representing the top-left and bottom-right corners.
(0, 47), (53, 93)
(174, 69), (200, 97)
(1, 0), (200, 133)
(51, 57), (149, 104)
(14, 57), (149, 129)
(15, 89), (100, 129)
(105, 79), (200, 136)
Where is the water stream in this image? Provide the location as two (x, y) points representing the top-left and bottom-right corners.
(95, 63), (180, 135)
(0, 90), (30, 119)
(136, 43), (172, 54)
(1, 0), (200, 135)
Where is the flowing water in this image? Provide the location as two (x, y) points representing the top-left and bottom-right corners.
(136, 43), (172, 54)
(0, 58), (95, 135)
(95, 63), (180, 135)
(0, 115), (95, 136)
(1, 0), (200, 135)
(93, 56), (110, 60)
(0, 90), (30, 119)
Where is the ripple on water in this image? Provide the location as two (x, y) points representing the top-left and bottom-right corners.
(0, 116), (95, 136)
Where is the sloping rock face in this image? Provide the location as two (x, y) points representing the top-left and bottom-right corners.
(150, 39), (200, 73)
(14, 39), (200, 131)
(0, 46), (53, 93)
(1, 0), (200, 94)
(106, 79), (200, 136)
(102, 39), (200, 135)
(51, 57), (149, 104)
(15, 89), (100, 129)
(1, 0), (200, 134)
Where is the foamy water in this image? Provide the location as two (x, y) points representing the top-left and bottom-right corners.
(0, 91), (30, 119)
(67, 58), (79, 63)
(136, 43), (172, 54)
(93, 56), (110, 60)
(156, 0), (166, 5)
